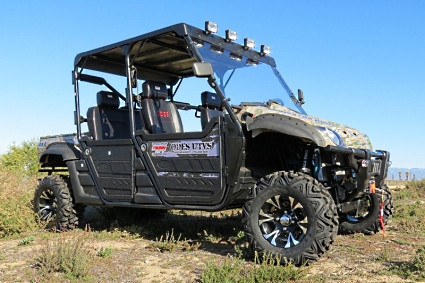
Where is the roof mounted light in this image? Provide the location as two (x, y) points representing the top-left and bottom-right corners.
(260, 45), (271, 56)
(205, 21), (218, 35)
(244, 38), (255, 50)
(225, 30), (237, 42)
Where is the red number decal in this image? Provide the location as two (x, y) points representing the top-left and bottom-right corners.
(157, 111), (170, 118)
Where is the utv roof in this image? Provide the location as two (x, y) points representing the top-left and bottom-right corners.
(74, 23), (276, 85)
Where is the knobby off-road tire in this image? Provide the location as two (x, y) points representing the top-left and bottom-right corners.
(64, 177), (85, 221)
(338, 184), (394, 235)
(242, 172), (339, 265)
(382, 185), (395, 225)
(34, 175), (79, 231)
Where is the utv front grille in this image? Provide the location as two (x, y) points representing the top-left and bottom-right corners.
(371, 160), (382, 175)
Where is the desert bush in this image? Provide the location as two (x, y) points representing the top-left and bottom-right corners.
(0, 166), (39, 238)
(1, 140), (39, 176)
(394, 204), (425, 233)
(150, 228), (201, 252)
(97, 247), (114, 258)
(392, 180), (425, 233)
(374, 246), (393, 262)
(395, 179), (425, 200)
(200, 252), (305, 283)
(390, 246), (425, 280)
(18, 235), (35, 246)
(404, 180), (425, 198)
(34, 236), (93, 280)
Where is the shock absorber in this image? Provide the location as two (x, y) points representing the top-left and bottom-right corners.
(300, 145), (312, 174)
(313, 148), (324, 181)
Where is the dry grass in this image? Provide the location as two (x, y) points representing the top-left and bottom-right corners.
(0, 166), (40, 238)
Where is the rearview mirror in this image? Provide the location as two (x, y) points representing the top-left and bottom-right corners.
(130, 66), (138, 88)
(298, 89), (305, 105)
(193, 62), (213, 77)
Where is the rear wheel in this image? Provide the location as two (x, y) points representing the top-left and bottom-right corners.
(34, 175), (79, 231)
(339, 185), (394, 234)
(242, 172), (338, 265)
(381, 185), (395, 225)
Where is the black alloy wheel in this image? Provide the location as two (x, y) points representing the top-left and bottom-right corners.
(243, 172), (339, 265)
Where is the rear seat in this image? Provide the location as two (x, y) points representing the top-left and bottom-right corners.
(87, 91), (131, 140)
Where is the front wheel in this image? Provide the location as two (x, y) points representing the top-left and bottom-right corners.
(34, 175), (79, 231)
(242, 172), (339, 265)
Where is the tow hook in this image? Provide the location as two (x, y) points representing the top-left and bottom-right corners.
(368, 180), (376, 194)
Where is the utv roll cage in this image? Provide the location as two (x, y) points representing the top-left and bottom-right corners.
(73, 23), (275, 141)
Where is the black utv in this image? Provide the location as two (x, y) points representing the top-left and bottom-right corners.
(34, 22), (393, 265)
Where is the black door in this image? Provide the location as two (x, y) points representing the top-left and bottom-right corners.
(85, 140), (134, 202)
(141, 122), (225, 205)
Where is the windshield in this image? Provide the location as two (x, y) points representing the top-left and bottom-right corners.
(196, 42), (306, 114)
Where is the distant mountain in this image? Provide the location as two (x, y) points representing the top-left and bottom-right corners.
(387, 167), (425, 181)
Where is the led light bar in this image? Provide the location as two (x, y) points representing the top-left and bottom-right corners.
(225, 30), (237, 42)
(205, 21), (218, 35)
(244, 38), (255, 50)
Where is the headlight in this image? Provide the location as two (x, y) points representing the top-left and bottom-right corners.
(317, 127), (345, 147)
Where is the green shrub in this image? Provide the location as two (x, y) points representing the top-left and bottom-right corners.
(390, 246), (425, 280)
(151, 228), (201, 252)
(413, 246), (425, 269)
(1, 140), (39, 176)
(97, 247), (114, 258)
(0, 166), (39, 238)
(18, 235), (35, 246)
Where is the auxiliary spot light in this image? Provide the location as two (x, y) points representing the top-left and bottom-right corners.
(261, 45), (271, 56)
(225, 30), (237, 42)
(205, 21), (218, 35)
(244, 38), (255, 50)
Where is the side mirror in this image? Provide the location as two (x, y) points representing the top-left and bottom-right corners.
(193, 62), (213, 77)
(130, 66), (138, 88)
(74, 111), (86, 125)
(298, 89), (305, 105)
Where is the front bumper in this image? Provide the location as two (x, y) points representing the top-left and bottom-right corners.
(325, 145), (390, 190)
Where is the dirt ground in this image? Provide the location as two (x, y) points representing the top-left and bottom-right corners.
(1, 184), (424, 282)
(1, 226), (421, 282)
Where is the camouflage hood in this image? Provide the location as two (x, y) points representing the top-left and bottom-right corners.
(237, 102), (373, 150)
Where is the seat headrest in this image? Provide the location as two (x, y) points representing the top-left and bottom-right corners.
(97, 91), (119, 108)
(201, 91), (221, 109)
(142, 81), (168, 100)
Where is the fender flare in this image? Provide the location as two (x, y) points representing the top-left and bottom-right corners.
(246, 113), (326, 147)
(40, 142), (81, 167)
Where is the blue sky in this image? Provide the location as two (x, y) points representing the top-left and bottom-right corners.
(0, 1), (424, 168)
